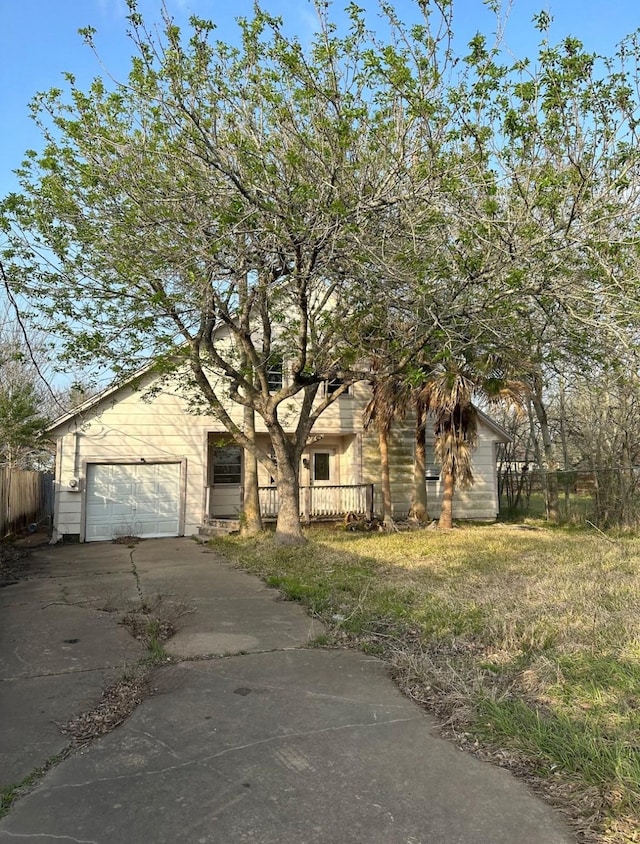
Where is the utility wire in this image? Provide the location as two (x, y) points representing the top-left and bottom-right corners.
(0, 260), (66, 412)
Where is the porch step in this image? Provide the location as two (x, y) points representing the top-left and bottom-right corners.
(199, 519), (241, 537)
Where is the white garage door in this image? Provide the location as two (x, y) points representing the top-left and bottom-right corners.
(85, 462), (182, 542)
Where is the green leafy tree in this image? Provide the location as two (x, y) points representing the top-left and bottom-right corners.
(0, 337), (50, 468)
(0, 384), (48, 469)
(431, 19), (640, 521)
(1, 2), (454, 544)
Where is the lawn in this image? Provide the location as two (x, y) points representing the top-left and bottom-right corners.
(212, 523), (640, 844)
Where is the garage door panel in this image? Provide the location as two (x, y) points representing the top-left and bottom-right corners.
(85, 504), (110, 520)
(85, 463), (181, 542)
(109, 501), (136, 517)
(110, 465), (132, 478)
(136, 519), (179, 535)
(136, 495), (178, 515)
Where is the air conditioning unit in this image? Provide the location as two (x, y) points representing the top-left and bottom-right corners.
(67, 478), (83, 493)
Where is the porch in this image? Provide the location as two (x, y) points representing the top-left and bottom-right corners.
(258, 483), (373, 521)
(203, 482), (374, 528)
(205, 432), (370, 524)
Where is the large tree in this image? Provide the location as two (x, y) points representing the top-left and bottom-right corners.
(429, 18), (640, 522)
(1, 2), (454, 543)
(6, 1), (640, 540)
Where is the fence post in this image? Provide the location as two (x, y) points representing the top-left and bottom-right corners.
(365, 484), (374, 520)
(302, 486), (311, 524)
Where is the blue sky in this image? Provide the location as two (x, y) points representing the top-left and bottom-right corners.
(1, 0), (639, 199)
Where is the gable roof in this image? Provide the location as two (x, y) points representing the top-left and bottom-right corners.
(475, 408), (511, 442)
(47, 364), (159, 434)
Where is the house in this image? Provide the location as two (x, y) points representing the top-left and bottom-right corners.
(47, 370), (509, 542)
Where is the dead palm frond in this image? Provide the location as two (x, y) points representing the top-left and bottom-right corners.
(417, 359), (528, 528)
(433, 403), (479, 490)
(363, 374), (412, 435)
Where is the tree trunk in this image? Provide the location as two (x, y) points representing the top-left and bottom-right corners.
(438, 469), (455, 529)
(270, 427), (306, 545)
(558, 379), (571, 517)
(530, 382), (560, 524)
(620, 423), (633, 526)
(240, 405), (262, 536)
(379, 427), (394, 528)
(409, 404), (429, 522)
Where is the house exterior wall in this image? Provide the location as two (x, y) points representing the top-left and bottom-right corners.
(49, 372), (505, 540)
(361, 420), (500, 520)
(423, 431), (501, 520)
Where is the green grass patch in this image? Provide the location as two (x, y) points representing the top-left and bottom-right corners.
(476, 696), (640, 797)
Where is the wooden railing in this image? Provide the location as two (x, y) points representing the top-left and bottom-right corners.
(258, 484), (373, 521)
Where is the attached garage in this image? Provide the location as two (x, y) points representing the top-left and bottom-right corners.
(84, 462), (183, 542)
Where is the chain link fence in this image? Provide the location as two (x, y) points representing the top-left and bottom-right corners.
(498, 467), (640, 529)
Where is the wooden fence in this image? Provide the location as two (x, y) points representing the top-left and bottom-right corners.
(0, 468), (54, 536)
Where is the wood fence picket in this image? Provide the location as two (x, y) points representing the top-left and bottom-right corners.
(0, 467), (53, 536)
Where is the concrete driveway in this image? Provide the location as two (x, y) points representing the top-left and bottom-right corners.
(0, 539), (574, 843)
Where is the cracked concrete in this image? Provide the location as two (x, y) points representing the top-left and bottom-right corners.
(0, 539), (575, 843)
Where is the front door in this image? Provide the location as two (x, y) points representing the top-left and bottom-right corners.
(209, 444), (243, 517)
(310, 450), (334, 486)
(306, 449), (338, 516)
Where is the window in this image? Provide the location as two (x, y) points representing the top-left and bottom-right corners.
(313, 452), (331, 482)
(425, 444), (440, 480)
(212, 445), (242, 485)
(325, 378), (350, 396)
(266, 360), (283, 392)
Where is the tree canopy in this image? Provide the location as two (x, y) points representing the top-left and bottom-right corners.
(3, 0), (640, 534)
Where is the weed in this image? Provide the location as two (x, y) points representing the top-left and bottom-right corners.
(120, 593), (193, 648)
(144, 624), (172, 666)
(307, 633), (335, 648)
(0, 752), (67, 819)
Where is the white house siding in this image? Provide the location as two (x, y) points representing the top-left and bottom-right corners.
(423, 430), (502, 520)
(362, 426), (413, 518)
(361, 418), (503, 521)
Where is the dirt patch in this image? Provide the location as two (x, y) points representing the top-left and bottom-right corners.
(0, 543), (31, 586)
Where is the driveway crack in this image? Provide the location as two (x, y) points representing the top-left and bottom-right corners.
(44, 716), (424, 791)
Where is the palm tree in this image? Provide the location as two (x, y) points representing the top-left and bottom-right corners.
(420, 363), (526, 529)
(363, 373), (411, 529)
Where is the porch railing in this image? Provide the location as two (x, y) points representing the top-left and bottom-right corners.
(258, 483), (373, 521)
